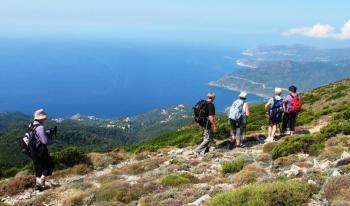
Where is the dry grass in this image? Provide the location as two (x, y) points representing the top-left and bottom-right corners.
(93, 180), (157, 204)
(87, 152), (126, 169)
(263, 142), (279, 154)
(323, 176), (350, 203)
(52, 164), (92, 179)
(318, 145), (348, 161)
(0, 176), (35, 196)
(60, 190), (85, 206)
(233, 164), (266, 186)
(273, 154), (299, 170)
(113, 158), (164, 175)
(234, 170), (257, 186)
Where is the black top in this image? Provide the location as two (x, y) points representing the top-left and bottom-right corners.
(206, 102), (215, 117)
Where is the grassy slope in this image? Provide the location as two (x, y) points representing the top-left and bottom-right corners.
(125, 78), (350, 153)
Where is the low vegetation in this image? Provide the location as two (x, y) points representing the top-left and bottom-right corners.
(221, 156), (253, 175)
(205, 180), (317, 206)
(272, 134), (326, 159)
(160, 173), (198, 187)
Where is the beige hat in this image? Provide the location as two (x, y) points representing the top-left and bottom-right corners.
(239, 92), (247, 99)
(207, 92), (216, 98)
(275, 88), (282, 95)
(34, 109), (47, 120)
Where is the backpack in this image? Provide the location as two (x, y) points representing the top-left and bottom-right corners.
(228, 99), (245, 121)
(19, 122), (39, 158)
(291, 95), (302, 113)
(193, 100), (208, 126)
(268, 98), (284, 121)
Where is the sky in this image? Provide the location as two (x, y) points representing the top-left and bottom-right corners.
(1, 0), (350, 47)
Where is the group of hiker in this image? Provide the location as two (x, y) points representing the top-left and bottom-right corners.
(194, 85), (302, 154)
(21, 85), (301, 190)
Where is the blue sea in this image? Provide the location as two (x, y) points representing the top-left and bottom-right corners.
(0, 38), (262, 118)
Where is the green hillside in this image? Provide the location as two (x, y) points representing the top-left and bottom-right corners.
(125, 78), (350, 153)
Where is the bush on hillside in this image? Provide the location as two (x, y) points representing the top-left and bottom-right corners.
(0, 176), (35, 196)
(205, 180), (317, 206)
(221, 157), (253, 175)
(160, 173), (198, 187)
(323, 176), (350, 204)
(52, 147), (91, 170)
(272, 134), (325, 159)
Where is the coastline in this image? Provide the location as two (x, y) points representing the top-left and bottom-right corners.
(208, 81), (269, 99)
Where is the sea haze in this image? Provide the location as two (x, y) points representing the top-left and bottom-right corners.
(0, 38), (262, 118)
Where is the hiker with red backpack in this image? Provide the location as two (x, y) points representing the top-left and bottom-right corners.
(265, 88), (284, 142)
(281, 86), (302, 136)
(193, 93), (218, 154)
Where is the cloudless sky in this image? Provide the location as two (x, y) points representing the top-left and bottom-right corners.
(1, 0), (350, 47)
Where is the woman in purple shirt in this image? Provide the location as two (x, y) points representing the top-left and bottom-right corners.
(281, 86), (300, 136)
(31, 109), (54, 191)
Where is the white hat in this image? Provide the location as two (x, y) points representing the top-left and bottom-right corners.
(34, 109), (47, 120)
(239, 92), (247, 99)
(275, 88), (282, 95)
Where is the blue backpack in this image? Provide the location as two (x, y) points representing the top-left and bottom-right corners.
(268, 98), (284, 121)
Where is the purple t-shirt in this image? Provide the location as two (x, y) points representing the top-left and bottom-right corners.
(285, 94), (294, 113)
(33, 121), (51, 145)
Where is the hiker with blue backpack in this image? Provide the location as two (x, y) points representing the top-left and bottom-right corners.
(281, 86), (302, 136)
(228, 92), (250, 148)
(20, 109), (56, 191)
(193, 93), (218, 154)
(265, 88), (284, 142)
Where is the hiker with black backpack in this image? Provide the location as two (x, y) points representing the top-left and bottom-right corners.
(228, 92), (250, 148)
(193, 93), (218, 154)
(265, 88), (284, 142)
(21, 109), (56, 191)
(281, 86), (302, 136)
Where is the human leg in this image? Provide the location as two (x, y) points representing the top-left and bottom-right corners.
(194, 129), (212, 154)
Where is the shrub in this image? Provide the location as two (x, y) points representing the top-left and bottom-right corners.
(52, 164), (92, 178)
(160, 173), (197, 187)
(323, 176), (350, 203)
(52, 147), (90, 170)
(93, 180), (156, 203)
(272, 134), (326, 159)
(234, 170), (257, 186)
(0, 176), (35, 196)
(263, 142), (279, 154)
(221, 157), (253, 175)
(205, 180), (317, 206)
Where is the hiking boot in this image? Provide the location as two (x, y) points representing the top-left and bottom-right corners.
(34, 184), (45, 192)
(239, 144), (245, 148)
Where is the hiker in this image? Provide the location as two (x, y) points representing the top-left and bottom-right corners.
(31, 109), (56, 191)
(281, 85), (302, 136)
(265, 88), (284, 142)
(194, 93), (218, 154)
(228, 92), (250, 148)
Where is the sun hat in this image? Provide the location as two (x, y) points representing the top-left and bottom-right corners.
(239, 92), (247, 99)
(34, 109), (47, 120)
(275, 88), (282, 95)
(207, 92), (216, 98)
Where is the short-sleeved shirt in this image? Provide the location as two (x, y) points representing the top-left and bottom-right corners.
(204, 102), (215, 129)
(206, 102), (215, 117)
(285, 94), (294, 113)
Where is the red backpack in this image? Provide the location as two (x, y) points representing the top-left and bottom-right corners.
(291, 95), (302, 113)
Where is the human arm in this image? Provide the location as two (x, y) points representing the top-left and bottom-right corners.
(245, 103), (250, 117)
(208, 115), (218, 131)
(265, 98), (273, 111)
(35, 125), (51, 145)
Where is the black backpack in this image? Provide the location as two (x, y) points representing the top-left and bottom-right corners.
(193, 100), (208, 126)
(268, 98), (284, 121)
(19, 122), (39, 158)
